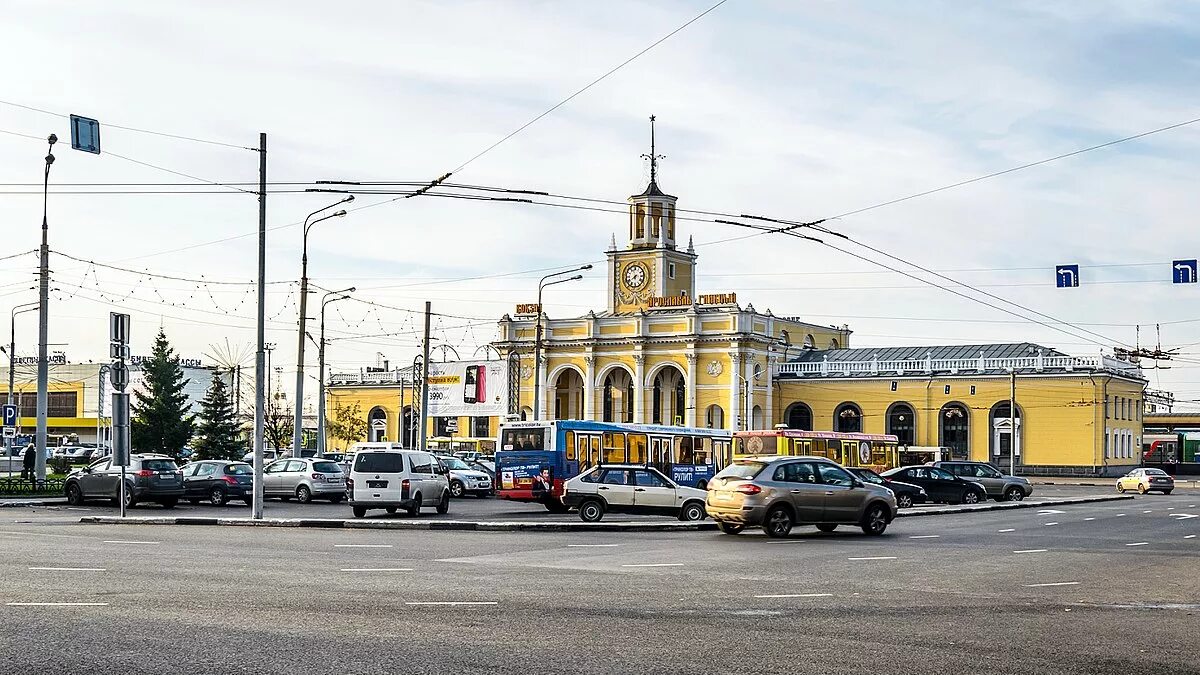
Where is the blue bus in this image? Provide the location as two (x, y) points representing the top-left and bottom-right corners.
(495, 420), (734, 511)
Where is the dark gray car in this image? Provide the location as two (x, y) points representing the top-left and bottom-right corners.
(933, 461), (1032, 501)
(64, 454), (184, 508)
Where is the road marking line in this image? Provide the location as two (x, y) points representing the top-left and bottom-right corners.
(340, 568), (413, 572)
(847, 556), (897, 561)
(621, 563), (684, 568)
(1025, 582), (1080, 588)
(6, 602), (108, 607)
(997, 528), (1015, 533)
(767, 540), (808, 544)
(909, 535), (940, 539)
(1126, 542), (1149, 547)
(1013, 549), (1047, 554)
(1038, 509), (1066, 515)
(103, 540), (159, 545)
(754, 593), (833, 599)
(1116, 514), (1127, 517)
(1169, 514), (1198, 520)
(334, 544), (393, 548)
(1143, 510), (1153, 514)
(27, 567), (105, 572)
(1185, 535), (1197, 539)
(1083, 518), (1095, 522)
(404, 601), (498, 606)
(566, 544), (619, 547)
(1044, 522), (1059, 526)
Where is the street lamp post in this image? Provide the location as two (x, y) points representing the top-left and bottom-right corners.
(292, 199), (352, 455)
(34, 134), (56, 482)
(5, 302), (39, 457)
(532, 265), (591, 420)
(316, 287), (354, 455)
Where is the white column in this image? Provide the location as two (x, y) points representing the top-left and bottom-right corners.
(537, 355), (549, 420)
(765, 354), (776, 429)
(633, 353), (645, 424)
(743, 355), (754, 430)
(685, 351), (697, 427)
(583, 355), (595, 421)
(727, 350), (741, 430)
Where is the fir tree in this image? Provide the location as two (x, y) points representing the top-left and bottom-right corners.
(131, 329), (195, 459)
(193, 371), (245, 461)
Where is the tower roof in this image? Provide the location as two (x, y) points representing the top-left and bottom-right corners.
(631, 114), (675, 201)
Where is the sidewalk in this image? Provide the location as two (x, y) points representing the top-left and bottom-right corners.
(0, 497), (67, 507)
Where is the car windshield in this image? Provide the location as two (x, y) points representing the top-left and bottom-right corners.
(354, 452), (403, 473)
(313, 461), (342, 473)
(854, 470), (885, 485)
(715, 461), (765, 480)
(224, 464), (253, 475)
(141, 459), (177, 472)
(441, 457), (471, 470)
(1145, 469), (1169, 476)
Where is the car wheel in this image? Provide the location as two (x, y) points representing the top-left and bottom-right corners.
(65, 483), (83, 506)
(579, 500), (605, 522)
(449, 480), (464, 498)
(407, 494), (421, 517)
(860, 503), (889, 536)
(436, 492), (450, 514)
(160, 498), (177, 509)
(122, 487), (136, 509)
(1117, 484), (1126, 493)
(717, 521), (744, 535)
(816, 523), (838, 533)
(1137, 484), (1148, 494)
(296, 485), (312, 504)
(385, 506), (397, 514)
(896, 493), (914, 509)
(1004, 487), (1025, 502)
(352, 506), (367, 518)
(762, 506), (794, 538)
(678, 501), (706, 522)
(962, 490), (981, 505)
(210, 487), (227, 506)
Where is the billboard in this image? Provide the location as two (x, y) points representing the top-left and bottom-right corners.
(426, 360), (508, 417)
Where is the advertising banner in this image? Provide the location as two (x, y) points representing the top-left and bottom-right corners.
(426, 360), (508, 417)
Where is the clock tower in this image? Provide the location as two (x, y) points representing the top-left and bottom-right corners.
(607, 116), (698, 313)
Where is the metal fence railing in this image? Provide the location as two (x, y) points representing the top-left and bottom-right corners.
(0, 478), (65, 497)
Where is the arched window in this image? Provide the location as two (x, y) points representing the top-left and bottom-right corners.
(651, 366), (686, 425)
(835, 403), (862, 433)
(828, 337), (840, 349)
(519, 406), (532, 421)
(602, 368), (634, 423)
(368, 406), (387, 443)
(940, 403), (970, 460)
(553, 369), (584, 420)
(705, 404), (725, 429)
(751, 405), (764, 430)
(887, 403), (915, 446)
(989, 402), (1022, 466)
(786, 402), (813, 430)
(803, 334), (816, 349)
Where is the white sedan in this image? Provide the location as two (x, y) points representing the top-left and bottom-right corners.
(562, 464), (708, 522)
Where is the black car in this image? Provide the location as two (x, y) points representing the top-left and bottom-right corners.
(848, 467), (928, 508)
(64, 454), (185, 508)
(880, 465), (987, 505)
(182, 460), (255, 506)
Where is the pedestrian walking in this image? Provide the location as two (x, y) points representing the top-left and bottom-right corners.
(21, 444), (34, 480)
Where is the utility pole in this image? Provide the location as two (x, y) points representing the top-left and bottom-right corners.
(1010, 370), (1017, 476)
(34, 133), (56, 483)
(419, 302), (431, 451)
(252, 133), (267, 520)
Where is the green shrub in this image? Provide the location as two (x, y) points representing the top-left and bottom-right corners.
(48, 456), (72, 475)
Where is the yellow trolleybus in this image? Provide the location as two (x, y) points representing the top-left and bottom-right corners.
(733, 429), (901, 473)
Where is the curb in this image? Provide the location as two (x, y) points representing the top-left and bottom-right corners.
(896, 494), (1134, 518)
(77, 515), (719, 532)
(0, 498), (68, 508)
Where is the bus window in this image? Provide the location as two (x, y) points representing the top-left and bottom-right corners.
(700, 439), (717, 467)
(603, 432), (627, 463)
(870, 441), (890, 465)
(501, 428), (546, 451)
(628, 434), (648, 464)
(674, 436), (695, 464)
(565, 432), (576, 461)
(589, 436), (601, 466)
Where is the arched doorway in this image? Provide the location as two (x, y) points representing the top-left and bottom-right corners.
(552, 368), (584, 420)
(751, 405), (764, 430)
(887, 403), (916, 446)
(368, 406), (387, 442)
(803, 334), (816, 349)
(785, 402), (813, 430)
(940, 403), (970, 460)
(835, 402), (862, 433)
(519, 406), (532, 421)
(705, 404), (725, 429)
(990, 402), (1022, 468)
(400, 406), (415, 448)
(602, 368), (634, 423)
(651, 365), (685, 425)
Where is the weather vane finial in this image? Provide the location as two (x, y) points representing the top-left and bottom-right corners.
(640, 114), (665, 183)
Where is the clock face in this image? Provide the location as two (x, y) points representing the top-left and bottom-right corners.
(624, 263), (648, 289)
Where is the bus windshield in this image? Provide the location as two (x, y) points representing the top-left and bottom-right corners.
(501, 428), (547, 451)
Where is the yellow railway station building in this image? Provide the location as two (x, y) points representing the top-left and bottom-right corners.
(327, 132), (1147, 476)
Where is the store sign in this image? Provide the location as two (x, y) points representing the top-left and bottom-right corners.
(14, 353), (66, 366)
(646, 292), (738, 309)
(425, 360), (508, 417)
(698, 292), (737, 305)
(515, 303), (540, 316)
(649, 294), (690, 308)
(130, 355), (202, 368)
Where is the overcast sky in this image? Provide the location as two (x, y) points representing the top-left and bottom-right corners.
(2, 0), (1199, 406)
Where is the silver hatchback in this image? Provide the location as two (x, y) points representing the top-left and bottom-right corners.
(263, 458), (346, 503)
(706, 455), (897, 537)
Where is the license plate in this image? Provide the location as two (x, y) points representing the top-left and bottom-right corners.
(367, 480), (387, 488)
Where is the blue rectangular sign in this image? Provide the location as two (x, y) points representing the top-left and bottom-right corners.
(69, 115), (100, 154)
(1173, 259), (1197, 284)
(1, 404), (16, 427)
(1055, 264), (1079, 288)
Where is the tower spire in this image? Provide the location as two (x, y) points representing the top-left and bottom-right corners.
(641, 114), (665, 185)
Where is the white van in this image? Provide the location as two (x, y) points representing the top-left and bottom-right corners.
(347, 448), (450, 518)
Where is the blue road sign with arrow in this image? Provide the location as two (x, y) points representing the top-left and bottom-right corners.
(1, 404), (16, 427)
(1173, 259), (1197, 284)
(1055, 264), (1079, 288)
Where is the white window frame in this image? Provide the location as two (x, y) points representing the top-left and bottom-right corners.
(668, 262), (676, 280)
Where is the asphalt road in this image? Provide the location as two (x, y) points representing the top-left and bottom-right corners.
(1, 493), (1198, 674)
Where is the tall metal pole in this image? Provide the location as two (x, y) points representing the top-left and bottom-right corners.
(317, 289), (353, 456)
(7, 302), (38, 458)
(252, 133), (267, 520)
(419, 302), (431, 450)
(34, 134), (56, 482)
(531, 266), (590, 421)
(1010, 369), (1017, 475)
